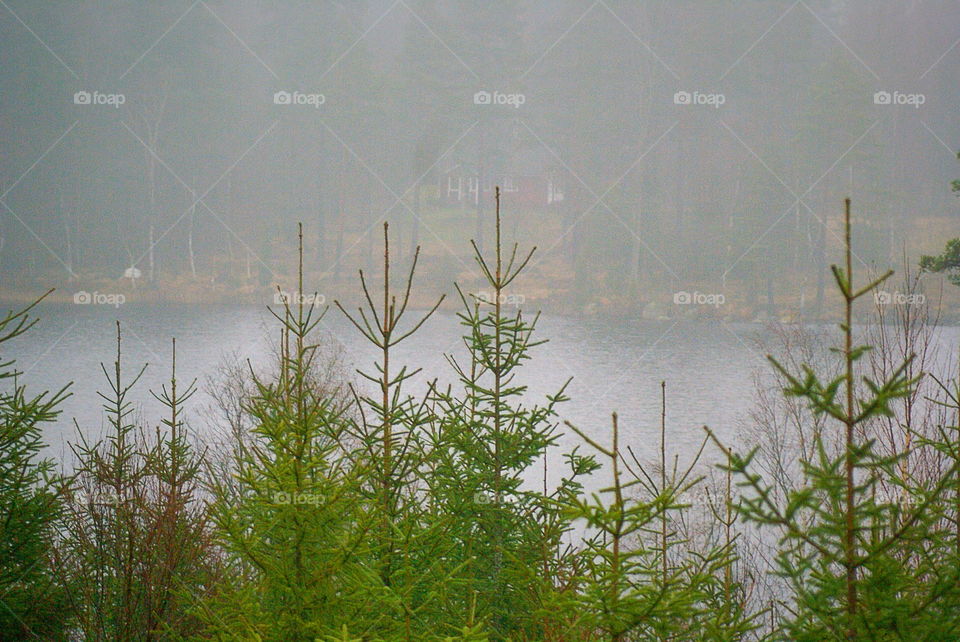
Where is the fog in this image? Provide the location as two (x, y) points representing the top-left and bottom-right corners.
(1, 1), (958, 316)
(3, 6), (960, 636)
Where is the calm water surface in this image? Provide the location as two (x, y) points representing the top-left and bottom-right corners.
(7, 303), (959, 485)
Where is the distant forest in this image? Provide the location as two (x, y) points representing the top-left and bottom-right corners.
(1, 2), (957, 309)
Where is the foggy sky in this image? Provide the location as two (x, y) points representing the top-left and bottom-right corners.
(1, 1), (958, 308)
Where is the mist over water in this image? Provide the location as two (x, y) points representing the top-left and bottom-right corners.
(1, 2), (958, 319)
(3, 4), (960, 638)
(12, 304), (762, 460)
(0, 0), (958, 489)
(11, 303), (960, 487)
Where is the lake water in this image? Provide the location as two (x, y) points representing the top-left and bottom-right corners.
(7, 303), (959, 486)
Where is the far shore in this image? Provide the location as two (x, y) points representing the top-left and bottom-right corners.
(4, 275), (959, 325)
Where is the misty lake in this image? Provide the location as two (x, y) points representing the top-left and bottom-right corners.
(8, 303), (960, 479)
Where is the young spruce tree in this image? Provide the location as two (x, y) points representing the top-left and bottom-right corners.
(202, 226), (372, 639)
(709, 199), (960, 639)
(428, 187), (593, 639)
(0, 295), (71, 638)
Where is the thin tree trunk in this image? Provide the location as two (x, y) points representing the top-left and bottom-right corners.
(188, 187), (197, 280)
(842, 198), (858, 637)
(410, 181), (420, 257)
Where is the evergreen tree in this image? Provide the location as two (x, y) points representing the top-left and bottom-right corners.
(562, 387), (758, 640)
(201, 226), (374, 639)
(56, 324), (214, 639)
(428, 188), (592, 638)
(710, 200), (960, 639)
(920, 238), (960, 286)
(0, 295), (71, 638)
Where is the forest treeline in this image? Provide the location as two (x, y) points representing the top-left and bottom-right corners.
(3, 2), (957, 307)
(3, 197), (960, 640)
